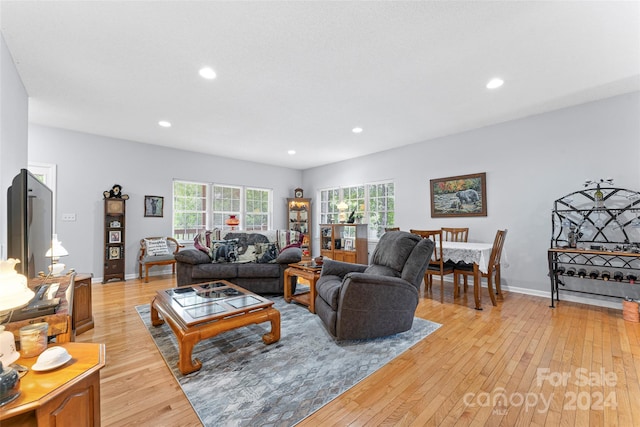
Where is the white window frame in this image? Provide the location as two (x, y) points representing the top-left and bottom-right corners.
(319, 180), (395, 240)
(173, 180), (273, 242)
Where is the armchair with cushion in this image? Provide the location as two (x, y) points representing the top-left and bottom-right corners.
(139, 237), (183, 283)
(315, 231), (435, 340)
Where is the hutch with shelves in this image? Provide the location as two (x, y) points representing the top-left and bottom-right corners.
(320, 223), (368, 264)
(548, 185), (640, 307)
(287, 197), (311, 260)
(103, 198), (126, 283)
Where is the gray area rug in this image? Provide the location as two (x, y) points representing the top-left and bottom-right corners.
(136, 297), (440, 426)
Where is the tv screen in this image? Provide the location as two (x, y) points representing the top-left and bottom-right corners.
(7, 169), (53, 278)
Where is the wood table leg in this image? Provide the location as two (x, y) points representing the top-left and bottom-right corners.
(150, 297), (164, 326)
(473, 263), (482, 310)
(283, 268), (293, 303)
(261, 308), (281, 344)
(177, 330), (202, 375)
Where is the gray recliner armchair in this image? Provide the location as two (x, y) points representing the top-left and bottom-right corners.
(315, 231), (435, 340)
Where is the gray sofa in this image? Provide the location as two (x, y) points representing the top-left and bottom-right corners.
(315, 231), (434, 340)
(175, 230), (303, 295)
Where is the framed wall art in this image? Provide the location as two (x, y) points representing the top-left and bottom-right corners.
(144, 195), (164, 217)
(430, 172), (487, 218)
(109, 230), (121, 243)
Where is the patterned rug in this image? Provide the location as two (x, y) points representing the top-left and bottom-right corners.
(136, 297), (440, 426)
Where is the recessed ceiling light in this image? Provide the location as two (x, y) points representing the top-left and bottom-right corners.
(352, 127), (363, 134)
(486, 78), (504, 89)
(199, 67), (217, 80)
(288, 150), (296, 155)
(158, 120), (171, 128)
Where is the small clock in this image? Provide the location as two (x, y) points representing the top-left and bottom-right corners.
(294, 188), (304, 198)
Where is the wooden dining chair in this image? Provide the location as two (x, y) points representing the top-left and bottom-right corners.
(441, 227), (469, 242)
(409, 229), (456, 295)
(442, 227), (469, 291)
(454, 229), (508, 306)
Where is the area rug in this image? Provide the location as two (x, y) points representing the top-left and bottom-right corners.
(136, 297), (440, 426)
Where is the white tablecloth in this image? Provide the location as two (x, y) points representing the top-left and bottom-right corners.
(441, 241), (502, 274)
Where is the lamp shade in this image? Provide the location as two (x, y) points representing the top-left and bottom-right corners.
(336, 201), (348, 211)
(0, 259), (34, 313)
(45, 234), (69, 258)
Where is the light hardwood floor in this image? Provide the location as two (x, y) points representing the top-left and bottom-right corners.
(77, 275), (640, 426)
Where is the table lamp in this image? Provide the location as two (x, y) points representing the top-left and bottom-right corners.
(337, 201), (348, 223)
(0, 258), (33, 406)
(225, 215), (240, 230)
(45, 234), (69, 276)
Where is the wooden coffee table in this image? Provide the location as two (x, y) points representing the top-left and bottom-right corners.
(283, 262), (323, 313)
(150, 280), (280, 374)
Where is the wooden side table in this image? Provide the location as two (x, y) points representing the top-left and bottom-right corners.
(283, 262), (322, 313)
(0, 342), (106, 426)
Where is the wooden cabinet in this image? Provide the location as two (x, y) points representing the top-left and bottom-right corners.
(103, 199), (126, 283)
(320, 224), (368, 264)
(73, 273), (94, 335)
(287, 197), (311, 260)
(0, 343), (105, 427)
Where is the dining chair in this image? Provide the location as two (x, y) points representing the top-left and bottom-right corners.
(409, 229), (456, 295)
(442, 227), (470, 291)
(454, 229), (508, 306)
(441, 227), (469, 242)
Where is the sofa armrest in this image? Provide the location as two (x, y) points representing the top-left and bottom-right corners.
(175, 248), (211, 265)
(320, 258), (368, 279)
(276, 247), (302, 264)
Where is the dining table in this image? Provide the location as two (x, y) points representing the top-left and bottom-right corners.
(440, 240), (506, 310)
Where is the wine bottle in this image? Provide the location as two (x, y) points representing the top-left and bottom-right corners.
(577, 268), (587, 278)
(613, 271), (624, 282)
(568, 225), (577, 248)
(627, 274), (637, 284)
(601, 270), (611, 281)
(594, 184), (604, 209)
(566, 267), (577, 276)
(589, 270), (599, 279)
(555, 266), (566, 275)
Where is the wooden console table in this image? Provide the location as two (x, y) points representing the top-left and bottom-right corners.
(0, 342), (106, 426)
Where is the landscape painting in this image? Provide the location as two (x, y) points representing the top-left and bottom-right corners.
(430, 172), (487, 217)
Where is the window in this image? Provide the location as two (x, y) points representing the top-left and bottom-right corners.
(319, 181), (394, 239)
(173, 181), (207, 241)
(173, 180), (272, 241)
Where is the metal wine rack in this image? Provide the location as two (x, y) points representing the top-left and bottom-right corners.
(548, 186), (640, 307)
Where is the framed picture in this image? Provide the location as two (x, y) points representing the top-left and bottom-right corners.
(109, 246), (121, 260)
(344, 238), (354, 251)
(144, 195), (164, 217)
(109, 220), (121, 228)
(430, 172), (487, 218)
(109, 230), (121, 243)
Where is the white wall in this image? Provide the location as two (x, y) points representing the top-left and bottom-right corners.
(0, 33), (28, 258)
(28, 125), (302, 281)
(302, 92), (640, 298)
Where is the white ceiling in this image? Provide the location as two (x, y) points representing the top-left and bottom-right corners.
(1, 1), (639, 170)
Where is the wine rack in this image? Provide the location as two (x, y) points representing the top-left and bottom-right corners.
(548, 186), (640, 307)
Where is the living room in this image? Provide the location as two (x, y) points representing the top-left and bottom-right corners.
(1, 2), (640, 426)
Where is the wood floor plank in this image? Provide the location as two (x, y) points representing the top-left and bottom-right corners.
(78, 276), (640, 426)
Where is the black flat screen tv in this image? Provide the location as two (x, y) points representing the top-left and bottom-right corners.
(7, 169), (53, 278)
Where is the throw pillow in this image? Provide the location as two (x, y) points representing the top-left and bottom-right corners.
(210, 239), (239, 263)
(255, 242), (279, 263)
(145, 238), (171, 256)
(194, 229), (221, 257)
(276, 230), (304, 251)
